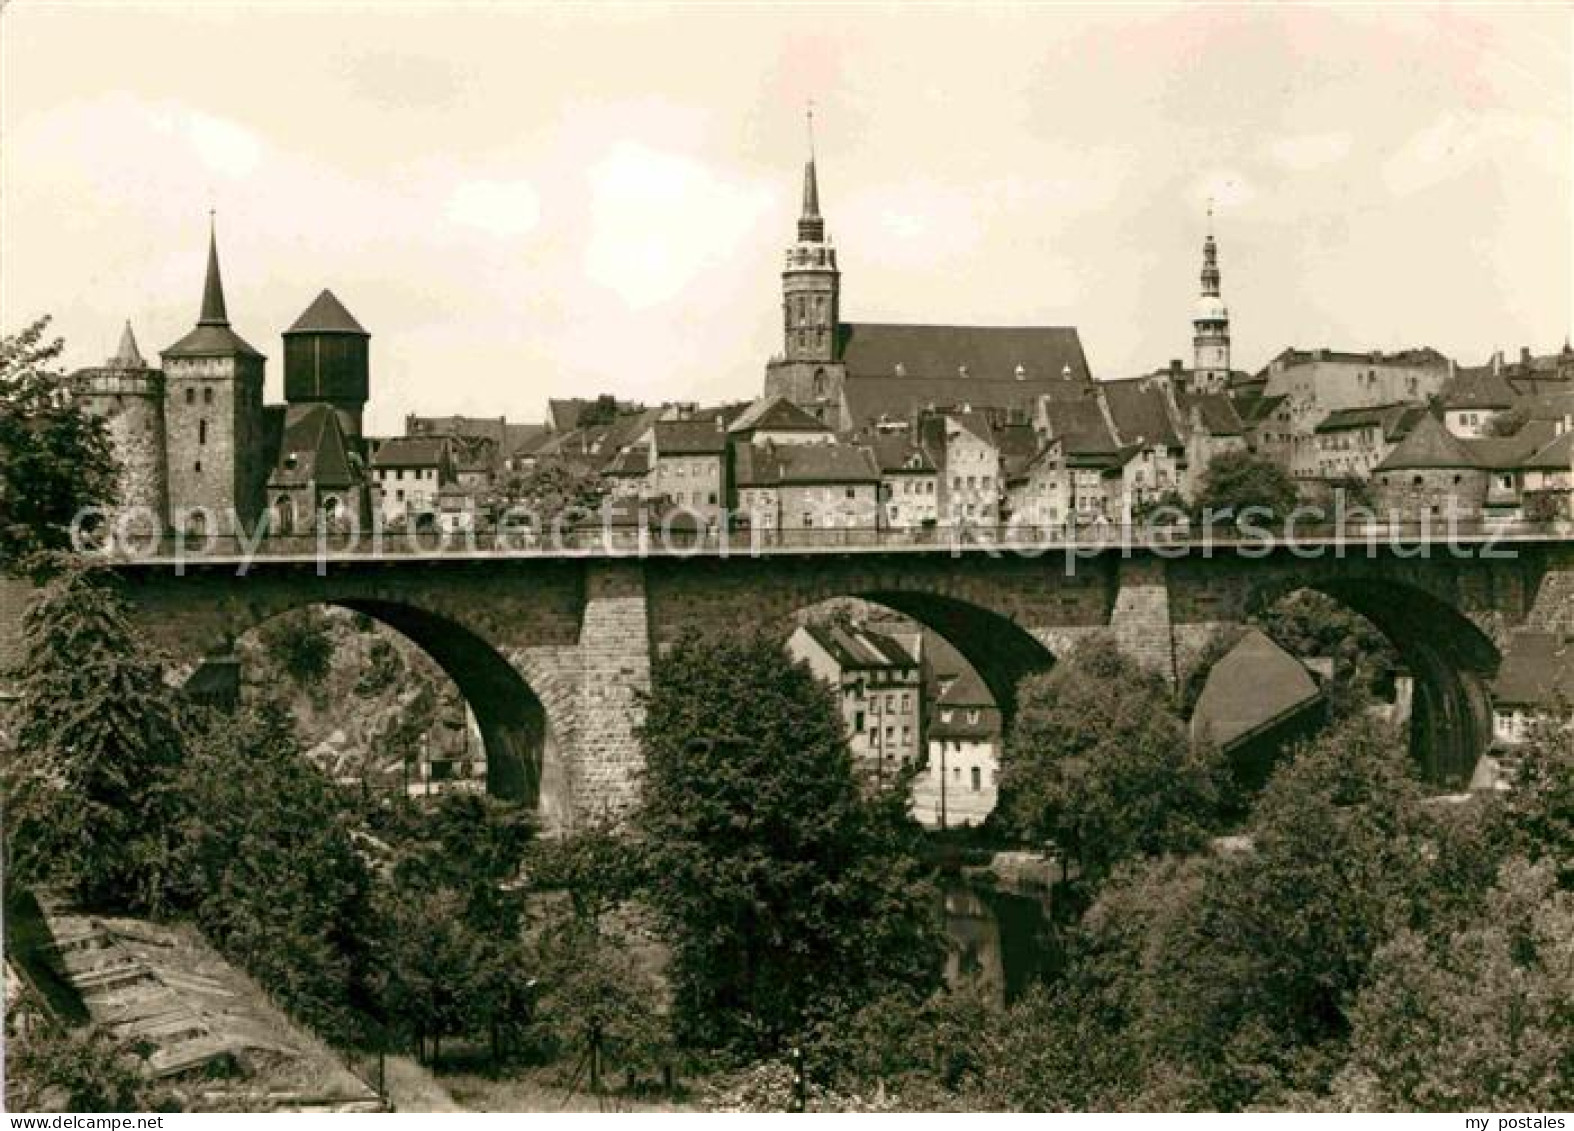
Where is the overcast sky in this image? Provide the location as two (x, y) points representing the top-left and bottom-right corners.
(4, 4), (1570, 433)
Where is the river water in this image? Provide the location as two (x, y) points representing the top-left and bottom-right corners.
(940, 881), (1063, 1005)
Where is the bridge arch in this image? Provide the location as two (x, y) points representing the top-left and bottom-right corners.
(188, 596), (566, 814)
(1245, 575), (1501, 787)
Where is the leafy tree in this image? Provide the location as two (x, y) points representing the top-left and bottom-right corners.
(374, 792), (537, 1065)
(1336, 858), (1573, 1110)
(354, 637), (405, 698)
(500, 459), (607, 523)
(257, 608), (335, 685)
(1195, 449), (1300, 525)
(1250, 589), (1400, 717)
(635, 632), (945, 1060)
(0, 318), (118, 565)
(6, 563), (187, 912)
(999, 636), (1224, 881)
(1485, 406), (1528, 437)
(1500, 718), (1574, 890)
(578, 394), (623, 428)
(172, 698), (376, 1044)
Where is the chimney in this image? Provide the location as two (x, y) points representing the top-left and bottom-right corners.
(1521, 346), (1532, 366)
(1170, 359), (1183, 377)
(715, 414), (725, 432)
(1493, 350), (1503, 376)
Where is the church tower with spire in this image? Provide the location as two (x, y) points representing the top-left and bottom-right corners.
(764, 115), (847, 425)
(161, 219), (268, 534)
(70, 321), (169, 535)
(1191, 209), (1231, 394)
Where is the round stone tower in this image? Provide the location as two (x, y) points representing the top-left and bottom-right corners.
(71, 321), (168, 536)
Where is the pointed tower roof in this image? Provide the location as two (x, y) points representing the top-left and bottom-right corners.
(199, 220), (229, 326)
(162, 219), (263, 360)
(797, 158), (825, 244)
(285, 289), (368, 335)
(108, 320), (146, 369)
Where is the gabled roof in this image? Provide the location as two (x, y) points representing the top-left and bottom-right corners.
(371, 435), (449, 469)
(728, 394), (831, 436)
(839, 323), (1091, 383)
(653, 418), (728, 456)
(1238, 393), (1288, 427)
(1374, 413), (1481, 472)
(994, 422), (1040, 479)
(865, 433), (937, 474)
(1099, 378), (1181, 447)
(930, 668), (1000, 739)
(1313, 403), (1426, 441)
(1440, 366), (1517, 411)
(604, 445), (651, 477)
(739, 442), (881, 487)
(802, 623), (918, 671)
(1462, 422), (1558, 470)
(268, 404), (361, 489)
(773, 442), (881, 485)
(1492, 630), (1574, 708)
(285, 289), (367, 335)
(547, 397), (645, 433)
(1520, 429), (1573, 472)
(1190, 628), (1322, 751)
(842, 376), (1054, 431)
(1044, 398), (1120, 458)
(1178, 391), (1245, 437)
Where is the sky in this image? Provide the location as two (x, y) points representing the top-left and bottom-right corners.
(3, 4), (1571, 434)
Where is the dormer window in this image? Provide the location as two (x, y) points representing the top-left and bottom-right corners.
(284, 453), (300, 471)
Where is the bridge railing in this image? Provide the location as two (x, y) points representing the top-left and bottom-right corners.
(90, 516), (1574, 563)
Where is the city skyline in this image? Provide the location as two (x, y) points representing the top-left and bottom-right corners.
(4, 5), (1570, 434)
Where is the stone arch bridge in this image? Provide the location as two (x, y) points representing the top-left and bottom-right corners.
(12, 531), (1570, 831)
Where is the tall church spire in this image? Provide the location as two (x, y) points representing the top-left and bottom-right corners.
(798, 110), (825, 244)
(1200, 200), (1221, 298)
(199, 212), (229, 327)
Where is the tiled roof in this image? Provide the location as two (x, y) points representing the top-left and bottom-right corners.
(802, 623), (918, 671)
(994, 422), (1040, 479)
(1190, 629), (1321, 751)
(1044, 398), (1120, 458)
(268, 404), (360, 489)
(1374, 414), (1481, 472)
(604, 445), (651, 477)
(371, 435), (449, 469)
(1313, 403), (1426, 441)
(1261, 345), (1452, 372)
(1238, 392), (1288, 426)
(839, 322), (1091, 383)
(843, 376), (1056, 431)
(1492, 630), (1574, 708)
(547, 397), (645, 433)
(285, 289), (367, 335)
(1099, 378), (1181, 447)
(865, 433), (937, 474)
(728, 394), (831, 435)
(1440, 367), (1517, 410)
(930, 668), (1000, 739)
(162, 323), (264, 360)
(654, 418), (729, 456)
(738, 442), (881, 486)
(1178, 391), (1245, 436)
(1520, 429), (1573, 471)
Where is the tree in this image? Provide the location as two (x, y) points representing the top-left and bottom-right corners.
(6, 564), (187, 913)
(577, 394), (623, 428)
(1485, 406), (1528, 438)
(1336, 859), (1573, 1110)
(500, 460), (607, 524)
(172, 698), (376, 1044)
(1194, 450), (1300, 525)
(256, 608), (335, 685)
(635, 632), (945, 1060)
(0, 318), (118, 565)
(999, 636), (1224, 881)
(1500, 718), (1574, 891)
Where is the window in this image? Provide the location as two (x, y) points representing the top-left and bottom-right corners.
(193, 460), (202, 473)
(968, 710), (980, 724)
(198, 419), (207, 445)
(854, 711), (865, 732)
(184, 387), (195, 405)
(971, 766), (982, 791)
(941, 710), (953, 724)
(203, 387), (213, 405)
(846, 487), (855, 499)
